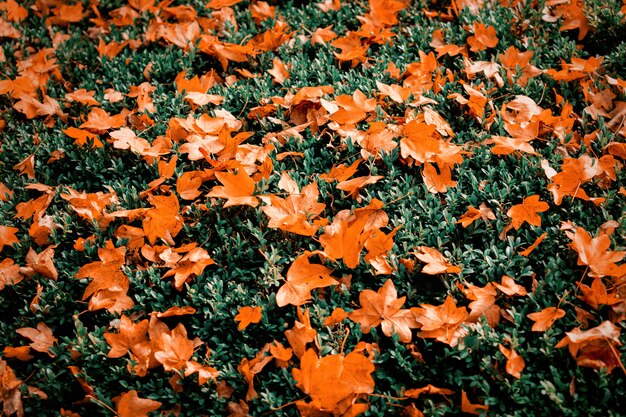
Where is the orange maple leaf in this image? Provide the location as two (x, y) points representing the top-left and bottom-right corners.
(576, 278), (621, 310)
(412, 296), (469, 346)
(458, 282), (500, 327)
(260, 175), (327, 236)
(65, 89), (99, 106)
(75, 241), (134, 313)
(285, 308), (318, 358)
(16, 322), (57, 357)
(547, 155), (604, 205)
(461, 390), (489, 415)
(555, 321), (623, 373)
(329, 89), (376, 125)
(235, 306), (263, 330)
(467, 22), (498, 52)
(337, 175), (383, 202)
(0, 258), (23, 290)
(320, 159), (362, 182)
(404, 384), (454, 399)
(506, 195), (549, 230)
(21, 246), (58, 281)
(494, 275), (527, 297)
(569, 227), (626, 278)
(143, 193), (184, 245)
(276, 253), (337, 307)
(268, 57), (289, 84)
(292, 348), (375, 416)
(208, 170), (258, 208)
(331, 33), (369, 67)
(80, 107), (126, 132)
(3, 346), (33, 361)
(151, 319), (195, 372)
(320, 217), (369, 268)
(348, 279), (418, 343)
(114, 390), (161, 417)
(456, 203), (495, 228)
(414, 246), (461, 275)
(490, 135), (537, 155)
(498, 344), (525, 379)
(0, 225), (18, 253)
(63, 127), (103, 148)
(422, 162), (457, 193)
(527, 306), (566, 332)
(162, 246), (215, 290)
(104, 315), (149, 359)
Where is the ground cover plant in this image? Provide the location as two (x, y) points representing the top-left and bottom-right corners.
(1, 0), (626, 415)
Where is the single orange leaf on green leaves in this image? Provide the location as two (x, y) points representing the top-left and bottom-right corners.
(152, 322), (195, 372)
(576, 278), (620, 310)
(494, 275), (527, 297)
(467, 22), (498, 52)
(319, 218), (368, 269)
(404, 384), (454, 399)
(208, 170), (258, 208)
(348, 279), (418, 343)
(527, 307), (565, 332)
(422, 162), (456, 194)
(0, 225), (19, 252)
(104, 315), (149, 358)
(319, 159), (362, 182)
(456, 203), (496, 228)
(292, 348), (375, 416)
(569, 226), (626, 278)
(414, 246), (461, 275)
(506, 195), (549, 230)
(142, 193), (184, 246)
(2, 346), (33, 361)
(461, 390), (489, 415)
(498, 344), (525, 379)
(235, 306), (263, 330)
(16, 322), (57, 356)
(276, 254), (337, 307)
(412, 296), (468, 346)
(336, 175), (383, 202)
(114, 390), (161, 417)
(0, 258), (24, 290)
(519, 232), (548, 257)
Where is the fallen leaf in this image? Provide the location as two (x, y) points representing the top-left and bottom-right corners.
(498, 344), (525, 378)
(235, 306), (263, 330)
(348, 279), (419, 343)
(506, 195), (549, 230)
(114, 390), (162, 417)
(527, 307), (566, 332)
(276, 253), (337, 307)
